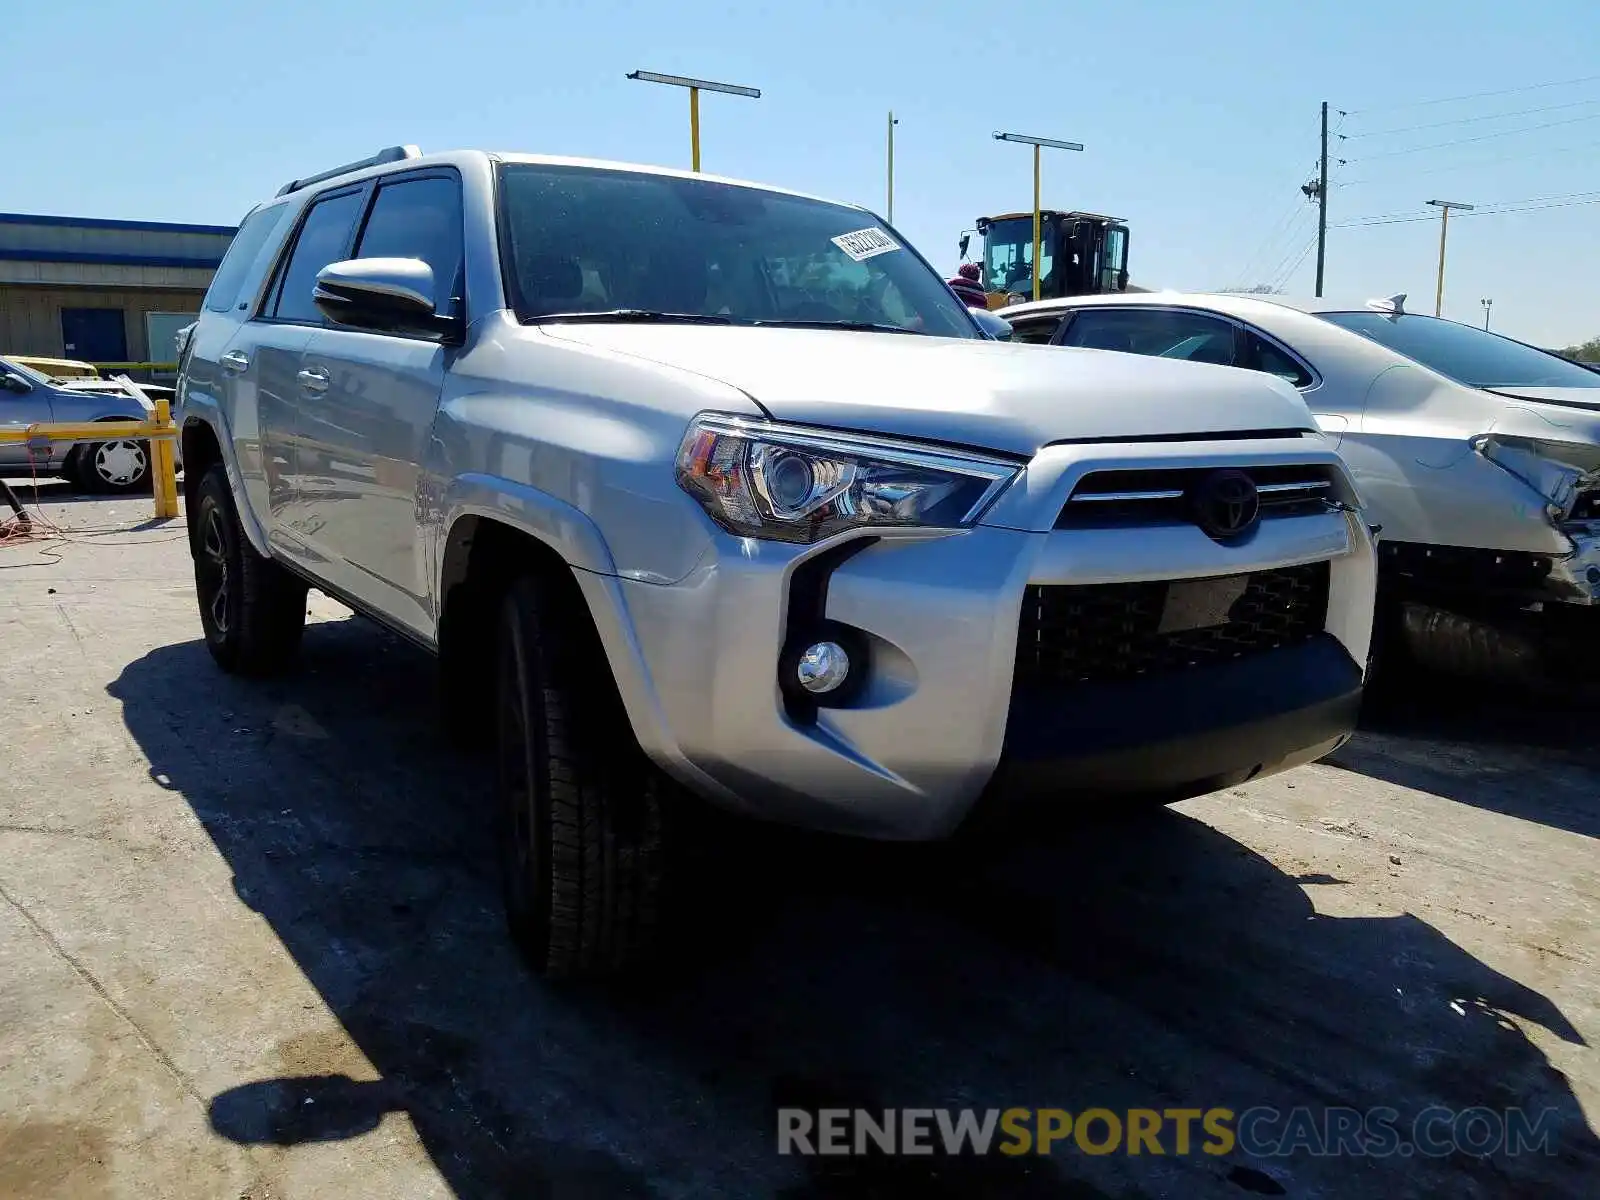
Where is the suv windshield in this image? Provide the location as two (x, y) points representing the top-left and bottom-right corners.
(1319, 312), (1600, 390)
(497, 163), (978, 338)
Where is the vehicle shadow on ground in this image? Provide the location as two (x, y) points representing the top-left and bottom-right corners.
(109, 623), (1598, 1199)
(1332, 676), (1600, 839)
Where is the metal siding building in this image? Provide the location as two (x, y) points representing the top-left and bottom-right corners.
(0, 212), (237, 369)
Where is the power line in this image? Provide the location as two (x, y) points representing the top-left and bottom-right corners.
(1273, 241), (1312, 292)
(1340, 96), (1600, 138)
(1333, 192), (1600, 228)
(1245, 208), (1316, 287)
(1235, 206), (1310, 287)
(1233, 162), (1319, 286)
(1344, 72), (1600, 115)
(1269, 236), (1318, 292)
(1338, 137), (1600, 184)
(1345, 111), (1600, 162)
(1263, 229), (1318, 290)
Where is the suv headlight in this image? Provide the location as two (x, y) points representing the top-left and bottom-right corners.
(1473, 434), (1600, 525)
(675, 414), (1022, 544)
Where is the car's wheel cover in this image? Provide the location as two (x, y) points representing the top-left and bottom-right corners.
(94, 440), (148, 486)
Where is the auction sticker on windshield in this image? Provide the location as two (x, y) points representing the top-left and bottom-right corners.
(832, 227), (900, 262)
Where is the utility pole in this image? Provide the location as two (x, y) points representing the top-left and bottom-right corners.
(1426, 199), (1474, 317)
(1481, 298), (1493, 330)
(1315, 100), (1328, 297)
(887, 111), (898, 223)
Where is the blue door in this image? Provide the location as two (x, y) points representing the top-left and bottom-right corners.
(60, 308), (128, 364)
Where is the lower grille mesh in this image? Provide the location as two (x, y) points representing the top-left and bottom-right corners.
(1014, 562), (1331, 687)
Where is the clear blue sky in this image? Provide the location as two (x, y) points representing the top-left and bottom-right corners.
(5, 0), (1597, 345)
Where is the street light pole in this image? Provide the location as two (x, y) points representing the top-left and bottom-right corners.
(993, 131), (1084, 302)
(1426, 199), (1474, 317)
(626, 70), (762, 172)
(887, 111), (899, 223)
(1481, 298), (1493, 330)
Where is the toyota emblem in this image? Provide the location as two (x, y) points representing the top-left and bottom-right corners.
(1189, 469), (1261, 540)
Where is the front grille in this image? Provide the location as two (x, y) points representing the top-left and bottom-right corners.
(1014, 562), (1330, 687)
(1056, 464), (1337, 529)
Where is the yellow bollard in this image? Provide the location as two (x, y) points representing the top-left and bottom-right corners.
(151, 398), (180, 519)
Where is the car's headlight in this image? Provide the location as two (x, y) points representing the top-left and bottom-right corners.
(1473, 434), (1600, 525)
(675, 414), (1022, 544)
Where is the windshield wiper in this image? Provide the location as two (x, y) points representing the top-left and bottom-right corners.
(751, 319), (926, 335)
(524, 309), (736, 326)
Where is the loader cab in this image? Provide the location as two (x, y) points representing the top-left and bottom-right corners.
(967, 211), (1130, 308)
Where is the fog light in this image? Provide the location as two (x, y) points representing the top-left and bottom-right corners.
(796, 641), (850, 694)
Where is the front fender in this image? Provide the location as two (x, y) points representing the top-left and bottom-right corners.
(180, 400), (273, 559)
(435, 473), (619, 582)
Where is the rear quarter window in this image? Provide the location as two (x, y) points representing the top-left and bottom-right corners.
(203, 204), (292, 314)
(1318, 312), (1600, 389)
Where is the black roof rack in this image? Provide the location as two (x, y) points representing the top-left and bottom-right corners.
(275, 145), (422, 197)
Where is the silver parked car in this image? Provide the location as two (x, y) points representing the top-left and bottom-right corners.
(1000, 291), (1600, 680)
(0, 357), (160, 491)
(179, 146), (1376, 979)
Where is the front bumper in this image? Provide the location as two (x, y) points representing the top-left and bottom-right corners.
(992, 635), (1360, 803)
(580, 440), (1376, 841)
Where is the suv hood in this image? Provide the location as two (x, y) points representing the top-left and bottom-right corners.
(541, 325), (1316, 456)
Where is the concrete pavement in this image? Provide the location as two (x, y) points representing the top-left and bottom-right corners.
(1, 484), (1595, 1198)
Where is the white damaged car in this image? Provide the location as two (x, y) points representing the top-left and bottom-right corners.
(998, 292), (1600, 680)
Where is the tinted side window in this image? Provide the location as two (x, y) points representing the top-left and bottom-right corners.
(1242, 331), (1314, 388)
(1061, 308), (1238, 367)
(270, 190), (366, 323)
(204, 205), (291, 313)
(1009, 316), (1062, 345)
(353, 175), (465, 315)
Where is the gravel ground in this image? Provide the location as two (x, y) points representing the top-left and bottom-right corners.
(0, 484), (1595, 1199)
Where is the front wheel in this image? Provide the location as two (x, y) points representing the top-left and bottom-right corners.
(192, 464), (307, 675)
(75, 438), (151, 493)
(496, 573), (665, 979)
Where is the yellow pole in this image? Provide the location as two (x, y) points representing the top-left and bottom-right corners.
(689, 86), (701, 172)
(887, 111), (895, 223)
(152, 397), (179, 518)
(1434, 206), (1449, 317)
(1031, 143), (1042, 302)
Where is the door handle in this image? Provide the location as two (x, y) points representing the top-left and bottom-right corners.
(220, 350), (250, 373)
(297, 367), (331, 394)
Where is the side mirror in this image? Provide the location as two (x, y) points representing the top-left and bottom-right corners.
(968, 308), (1013, 341)
(313, 258), (459, 338)
(1, 371), (33, 394)
(958, 233), (971, 260)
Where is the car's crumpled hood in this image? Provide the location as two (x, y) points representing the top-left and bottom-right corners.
(540, 324), (1317, 457)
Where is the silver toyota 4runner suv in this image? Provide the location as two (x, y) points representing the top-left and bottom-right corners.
(178, 146), (1376, 978)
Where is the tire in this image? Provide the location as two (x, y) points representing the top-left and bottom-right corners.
(75, 437), (151, 493)
(496, 572), (664, 979)
(1399, 601), (1542, 686)
(192, 464), (308, 675)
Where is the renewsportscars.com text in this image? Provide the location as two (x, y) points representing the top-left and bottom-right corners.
(777, 1106), (1559, 1159)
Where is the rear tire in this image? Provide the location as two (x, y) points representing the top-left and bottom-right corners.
(192, 464), (307, 675)
(495, 573), (664, 979)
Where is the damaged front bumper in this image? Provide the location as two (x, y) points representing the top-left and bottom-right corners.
(1548, 525), (1600, 604)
